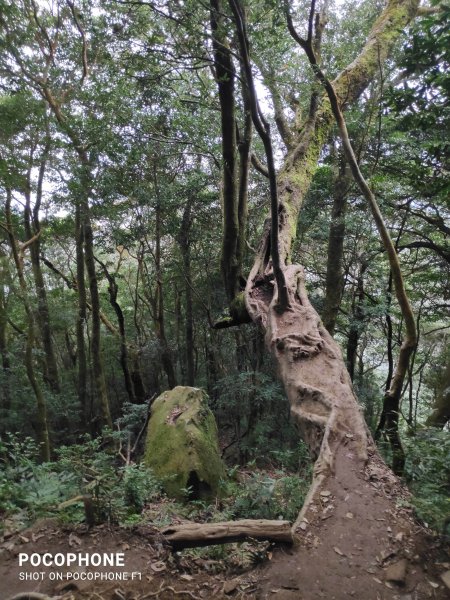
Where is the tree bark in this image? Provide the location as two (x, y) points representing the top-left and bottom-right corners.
(286, 0), (418, 476)
(426, 353), (450, 428)
(153, 197), (177, 389)
(82, 190), (112, 429)
(96, 257), (136, 404)
(346, 260), (367, 381)
(161, 519), (293, 550)
(5, 189), (50, 461)
(322, 161), (351, 335)
(0, 255), (11, 412)
(211, 0), (240, 303)
(236, 0), (420, 535)
(75, 202), (89, 421)
(23, 146), (60, 394)
(212, 1), (430, 595)
(177, 200), (195, 386)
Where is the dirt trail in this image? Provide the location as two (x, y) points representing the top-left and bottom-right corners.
(1, 495), (448, 600)
(258, 448), (450, 599)
(0, 519), (258, 600)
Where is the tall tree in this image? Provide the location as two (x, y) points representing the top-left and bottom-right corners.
(210, 0), (432, 592)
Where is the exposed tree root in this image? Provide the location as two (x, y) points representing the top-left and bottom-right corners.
(245, 262), (391, 536)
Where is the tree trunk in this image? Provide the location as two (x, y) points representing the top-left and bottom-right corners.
(346, 260), (367, 381)
(0, 266), (11, 412)
(245, 262), (432, 598)
(232, 0), (426, 594)
(83, 201), (112, 428)
(5, 189), (50, 461)
(426, 353), (450, 428)
(206, 0), (435, 595)
(23, 163), (60, 394)
(161, 519), (293, 550)
(322, 161), (350, 335)
(211, 0), (240, 303)
(154, 200), (177, 389)
(130, 351), (148, 403)
(97, 257), (136, 404)
(75, 202), (89, 422)
(177, 201), (195, 386)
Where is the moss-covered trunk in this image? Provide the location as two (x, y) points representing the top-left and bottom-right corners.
(244, 0), (419, 462)
(239, 0), (422, 583)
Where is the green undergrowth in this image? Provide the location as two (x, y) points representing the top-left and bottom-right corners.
(377, 427), (450, 531)
(2, 429), (448, 540)
(0, 433), (311, 536)
(402, 428), (450, 531)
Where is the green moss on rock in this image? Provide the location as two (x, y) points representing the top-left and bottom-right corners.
(144, 386), (226, 500)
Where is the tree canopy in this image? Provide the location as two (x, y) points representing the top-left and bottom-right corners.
(0, 0), (449, 597)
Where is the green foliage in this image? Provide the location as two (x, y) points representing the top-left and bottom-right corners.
(0, 434), (78, 525)
(0, 0), (448, 553)
(403, 429), (450, 530)
(0, 434), (161, 529)
(214, 370), (302, 464)
(1, 429), (311, 538)
(224, 466), (310, 522)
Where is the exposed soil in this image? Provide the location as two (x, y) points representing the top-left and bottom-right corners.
(1, 485), (448, 600)
(0, 518), (259, 600)
(257, 448), (450, 599)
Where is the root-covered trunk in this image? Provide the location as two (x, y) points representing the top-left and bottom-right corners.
(245, 263), (443, 598)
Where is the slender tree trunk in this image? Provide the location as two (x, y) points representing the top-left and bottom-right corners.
(83, 200), (112, 428)
(96, 258), (136, 404)
(177, 201), (195, 386)
(322, 161), (350, 335)
(211, 0), (240, 303)
(154, 200), (177, 389)
(175, 285), (186, 382)
(426, 353), (450, 428)
(0, 272), (11, 411)
(23, 158), (60, 393)
(346, 260), (367, 381)
(5, 189), (50, 461)
(130, 352), (148, 403)
(36, 86), (111, 428)
(75, 202), (89, 421)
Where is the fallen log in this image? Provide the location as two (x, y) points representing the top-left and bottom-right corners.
(161, 519), (293, 550)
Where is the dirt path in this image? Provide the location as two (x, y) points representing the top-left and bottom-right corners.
(0, 519), (258, 599)
(0, 501), (448, 600)
(257, 450), (449, 599)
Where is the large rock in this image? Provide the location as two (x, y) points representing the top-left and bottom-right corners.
(144, 386), (226, 500)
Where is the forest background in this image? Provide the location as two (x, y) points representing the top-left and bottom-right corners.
(0, 0), (449, 544)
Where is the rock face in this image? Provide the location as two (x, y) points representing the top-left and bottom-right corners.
(144, 386), (226, 500)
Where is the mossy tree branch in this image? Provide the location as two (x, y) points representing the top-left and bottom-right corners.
(286, 0), (417, 474)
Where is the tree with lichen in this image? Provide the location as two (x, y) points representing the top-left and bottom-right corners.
(210, 0), (446, 595)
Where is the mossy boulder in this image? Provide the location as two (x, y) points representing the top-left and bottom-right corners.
(144, 386), (226, 500)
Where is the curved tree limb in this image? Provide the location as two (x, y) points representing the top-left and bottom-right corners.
(286, 0), (417, 474)
(229, 0), (290, 312)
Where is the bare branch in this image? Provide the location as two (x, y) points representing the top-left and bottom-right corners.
(66, 0), (89, 84)
(229, 0), (290, 311)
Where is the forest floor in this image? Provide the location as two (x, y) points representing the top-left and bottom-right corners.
(1, 494), (449, 600)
